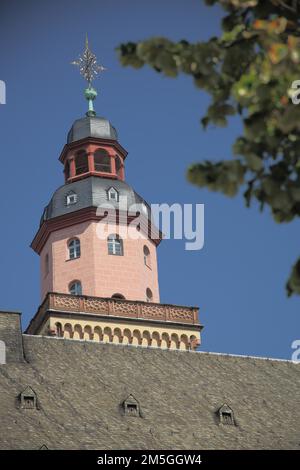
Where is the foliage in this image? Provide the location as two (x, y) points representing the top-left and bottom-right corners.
(117, 0), (300, 296)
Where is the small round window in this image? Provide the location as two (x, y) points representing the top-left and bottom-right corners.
(146, 288), (153, 302)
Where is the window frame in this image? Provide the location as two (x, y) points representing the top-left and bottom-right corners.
(94, 148), (111, 173)
(219, 404), (235, 426)
(107, 187), (119, 202)
(111, 293), (125, 300)
(66, 192), (78, 206)
(107, 234), (123, 256)
(123, 395), (140, 417)
(68, 238), (81, 260)
(55, 322), (63, 338)
(143, 245), (151, 268)
(69, 280), (82, 296)
(146, 288), (153, 303)
(75, 149), (89, 175)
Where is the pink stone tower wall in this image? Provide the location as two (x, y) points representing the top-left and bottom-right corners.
(40, 220), (160, 303)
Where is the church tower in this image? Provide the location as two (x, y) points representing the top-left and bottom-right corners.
(26, 39), (202, 350)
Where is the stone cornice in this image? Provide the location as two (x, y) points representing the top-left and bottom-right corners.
(31, 207), (162, 254)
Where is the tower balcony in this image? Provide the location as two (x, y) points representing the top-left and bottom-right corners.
(25, 292), (202, 350)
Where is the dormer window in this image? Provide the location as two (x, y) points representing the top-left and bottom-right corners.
(108, 187), (119, 202)
(123, 395), (140, 417)
(20, 387), (38, 410)
(219, 404), (235, 425)
(66, 191), (78, 206)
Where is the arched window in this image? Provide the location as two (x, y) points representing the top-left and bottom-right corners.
(108, 234), (123, 256)
(142, 331), (151, 347)
(68, 238), (81, 259)
(94, 326), (102, 342)
(64, 323), (72, 339)
(103, 327), (112, 343)
(180, 334), (189, 350)
(83, 325), (92, 341)
(73, 324), (82, 340)
(146, 288), (153, 303)
(151, 331), (160, 347)
(170, 333), (179, 350)
(115, 155), (122, 177)
(108, 187), (119, 202)
(94, 149), (111, 173)
(143, 245), (151, 267)
(111, 293), (125, 300)
(161, 333), (169, 349)
(75, 150), (89, 175)
(69, 280), (82, 296)
(123, 329), (131, 345)
(55, 322), (63, 338)
(113, 328), (122, 344)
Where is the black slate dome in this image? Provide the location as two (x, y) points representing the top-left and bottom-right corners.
(67, 116), (118, 143)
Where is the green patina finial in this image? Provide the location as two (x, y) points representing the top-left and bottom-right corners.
(71, 34), (106, 117)
(84, 86), (97, 117)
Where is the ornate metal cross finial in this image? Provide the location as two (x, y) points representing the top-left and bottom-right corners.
(71, 35), (106, 117)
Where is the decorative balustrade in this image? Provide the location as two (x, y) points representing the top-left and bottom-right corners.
(49, 292), (199, 323)
(26, 292), (200, 335)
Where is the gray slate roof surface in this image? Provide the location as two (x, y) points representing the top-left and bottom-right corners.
(0, 328), (300, 450)
(41, 176), (150, 226)
(67, 116), (118, 143)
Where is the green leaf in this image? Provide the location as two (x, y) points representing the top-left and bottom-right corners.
(244, 153), (263, 171)
(118, 1), (300, 296)
(287, 258), (300, 296)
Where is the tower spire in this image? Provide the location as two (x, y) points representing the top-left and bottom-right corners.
(71, 35), (106, 117)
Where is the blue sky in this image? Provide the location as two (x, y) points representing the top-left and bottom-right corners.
(0, 0), (299, 359)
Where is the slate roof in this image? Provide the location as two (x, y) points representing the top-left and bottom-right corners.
(67, 116), (118, 143)
(40, 176), (151, 226)
(0, 312), (300, 450)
